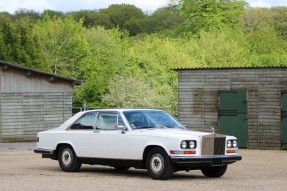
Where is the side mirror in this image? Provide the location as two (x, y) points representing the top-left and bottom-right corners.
(117, 125), (125, 130)
(117, 125), (128, 134)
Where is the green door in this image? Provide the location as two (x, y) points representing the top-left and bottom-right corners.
(219, 90), (248, 148)
(281, 92), (287, 149)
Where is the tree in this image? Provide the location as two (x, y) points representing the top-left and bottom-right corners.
(196, 29), (249, 67)
(102, 75), (161, 107)
(0, 14), (47, 70)
(147, 6), (183, 33)
(245, 25), (287, 66)
(41, 10), (65, 19)
(68, 10), (113, 28)
(73, 27), (129, 107)
(242, 7), (287, 39)
(178, 0), (246, 33)
(14, 9), (41, 21)
(34, 16), (88, 76)
(0, 13), (13, 61)
(100, 4), (146, 35)
(271, 7), (287, 39)
(242, 8), (274, 33)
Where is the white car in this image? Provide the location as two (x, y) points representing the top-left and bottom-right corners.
(34, 109), (242, 180)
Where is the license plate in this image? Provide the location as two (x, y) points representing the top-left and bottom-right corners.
(212, 158), (223, 166)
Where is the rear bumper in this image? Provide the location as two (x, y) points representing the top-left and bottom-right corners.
(34, 148), (57, 160)
(171, 155), (242, 166)
(34, 148), (53, 154)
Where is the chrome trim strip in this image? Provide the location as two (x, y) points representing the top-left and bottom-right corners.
(171, 155), (242, 164)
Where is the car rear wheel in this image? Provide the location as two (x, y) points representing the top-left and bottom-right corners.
(58, 145), (81, 172)
(146, 147), (174, 180)
(201, 165), (227, 178)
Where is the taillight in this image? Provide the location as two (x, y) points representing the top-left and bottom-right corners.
(36, 137), (39, 142)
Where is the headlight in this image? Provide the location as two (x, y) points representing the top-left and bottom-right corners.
(232, 140), (238, 148)
(227, 140), (232, 148)
(189, 141), (196, 149)
(181, 141), (187, 149)
(181, 140), (197, 149)
(227, 139), (238, 148)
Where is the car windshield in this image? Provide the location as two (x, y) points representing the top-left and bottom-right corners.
(123, 110), (183, 130)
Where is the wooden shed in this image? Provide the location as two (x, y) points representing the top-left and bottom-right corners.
(0, 60), (79, 142)
(175, 67), (287, 150)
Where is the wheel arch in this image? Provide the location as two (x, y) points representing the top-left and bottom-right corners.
(143, 145), (169, 166)
(55, 142), (75, 159)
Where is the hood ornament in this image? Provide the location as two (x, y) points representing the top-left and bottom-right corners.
(211, 127), (215, 134)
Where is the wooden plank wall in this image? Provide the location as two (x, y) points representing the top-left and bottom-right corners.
(0, 92), (72, 142)
(1, 68), (73, 93)
(178, 68), (287, 149)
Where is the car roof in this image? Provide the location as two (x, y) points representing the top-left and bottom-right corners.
(80, 108), (163, 113)
(47, 109), (167, 132)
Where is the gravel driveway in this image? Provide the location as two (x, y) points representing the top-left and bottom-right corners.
(0, 144), (286, 191)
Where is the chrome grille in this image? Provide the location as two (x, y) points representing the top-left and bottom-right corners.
(202, 134), (226, 155)
(214, 136), (225, 155)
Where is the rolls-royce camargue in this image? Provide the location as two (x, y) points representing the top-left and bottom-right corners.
(34, 109), (242, 180)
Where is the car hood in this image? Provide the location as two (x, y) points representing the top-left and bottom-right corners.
(131, 128), (212, 139)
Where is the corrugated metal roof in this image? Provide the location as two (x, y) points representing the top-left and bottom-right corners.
(0, 60), (81, 86)
(173, 66), (287, 71)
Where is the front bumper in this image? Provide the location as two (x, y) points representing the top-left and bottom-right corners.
(171, 155), (242, 167)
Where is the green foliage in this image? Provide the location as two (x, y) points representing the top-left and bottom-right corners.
(245, 25), (287, 66)
(196, 29), (249, 67)
(74, 27), (129, 107)
(40, 4), (183, 36)
(179, 0), (246, 32)
(0, 4), (287, 110)
(67, 10), (113, 28)
(0, 14), (47, 70)
(243, 7), (287, 39)
(146, 6), (183, 33)
(13, 9), (41, 20)
(100, 4), (146, 29)
(41, 10), (65, 19)
(102, 75), (161, 107)
(272, 7), (287, 39)
(34, 16), (88, 76)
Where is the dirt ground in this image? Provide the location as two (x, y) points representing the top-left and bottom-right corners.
(0, 146), (286, 191)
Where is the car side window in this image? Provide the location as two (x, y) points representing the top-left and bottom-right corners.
(70, 112), (97, 130)
(125, 112), (150, 128)
(96, 112), (124, 130)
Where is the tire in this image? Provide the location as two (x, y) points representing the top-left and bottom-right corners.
(58, 145), (81, 172)
(114, 166), (130, 171)
(146, 147), (174, 180)
(201, 165), (227, 178)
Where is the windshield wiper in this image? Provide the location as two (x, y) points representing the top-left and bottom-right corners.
(157, 125), (177, 129)
(134, 126), (156, 129)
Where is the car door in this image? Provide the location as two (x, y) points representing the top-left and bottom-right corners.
(87, 112), (130, 159)
(66, 112), (98, 157)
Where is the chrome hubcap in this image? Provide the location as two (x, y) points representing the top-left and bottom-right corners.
(150, 153), (164, 174)
(62, 148), (73, 167)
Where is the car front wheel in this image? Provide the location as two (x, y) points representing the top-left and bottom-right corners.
(58, 145), (81, 172)
(201, 165), (227, 178)
(146, 147), (174, 180)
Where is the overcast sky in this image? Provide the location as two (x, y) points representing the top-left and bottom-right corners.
(0, 0), (286, 14)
